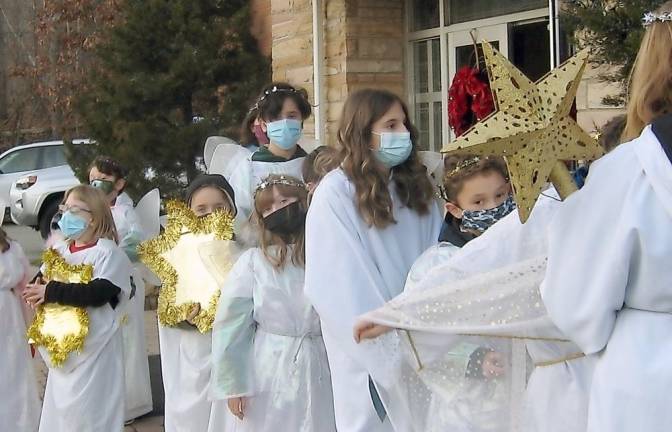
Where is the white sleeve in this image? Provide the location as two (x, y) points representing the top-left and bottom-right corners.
(541, 154), (637, 355)
(92, 244), (133, 296)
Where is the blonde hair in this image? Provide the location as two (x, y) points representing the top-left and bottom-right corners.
(63, 185), (119, 244)
(337, 89), (434, 229)
(623, 1), (672, 141)
(253, 175), (307, 268)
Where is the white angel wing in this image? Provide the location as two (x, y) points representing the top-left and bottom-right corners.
(0, 199), (5, 226)
(135, 188), (161, 239)
(204, 136), (239, 171)
(208, 142), (251, 179)
(418, 151), (445, 201)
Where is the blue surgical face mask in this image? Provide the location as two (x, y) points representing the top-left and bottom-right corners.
(373, 132), (413, 168)
(57, 211), (90, 240)
(266, 119), (302, 150)
(460, 194), (516, 233)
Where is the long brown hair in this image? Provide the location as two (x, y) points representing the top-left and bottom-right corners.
(337, 89), (434, 228)
(623, 1), (672, 141)
(253, 176), (307, 268)
(63, 185), (119, 244)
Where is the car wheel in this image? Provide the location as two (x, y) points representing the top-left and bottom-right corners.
(39, 199), (60, 240)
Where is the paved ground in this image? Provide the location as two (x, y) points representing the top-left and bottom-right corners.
(5, 224), (166, 431)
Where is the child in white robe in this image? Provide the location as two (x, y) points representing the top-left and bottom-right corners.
(542, 6), (672, 430)
(0, 228), (40, 432)
(89, 155), (153, 422)
(226, 83), (312, 233)
(158, 174), (235, 432)
(211, 174), (335, 432)
(305, 89), (442, 432)
(23, 185), (132, 432)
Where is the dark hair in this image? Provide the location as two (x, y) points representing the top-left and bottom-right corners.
(599, 114), (626, 153)
(239, 106), (258, 147)
(302, 146), (339, 184)
(90, 156), (128, 180)
(0, 227), (9, 253)
(442, 155), (509, 202)
(256, 82), (311, 122)
(185, 174), (237, 216)
(337, 89), (434, 228)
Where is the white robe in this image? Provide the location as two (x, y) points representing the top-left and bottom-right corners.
(541, 125), (672, 432)
(39, 239), (132, 432)
(210, 247), (335, 432)
(363, 193), (595, 432)
(0, 241), (41, 432)
(111, 192), (153, 420)
(305, 169), (442, 432)
(158, 324), (228, 432)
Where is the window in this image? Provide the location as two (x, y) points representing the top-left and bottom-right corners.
(0, 147), (42, 174)
(445, 0), (547, 25)
(40, 145), (68, 169)
(407, 0), (552, 150)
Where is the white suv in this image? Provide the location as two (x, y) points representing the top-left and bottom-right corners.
(5, 139), (91, 238)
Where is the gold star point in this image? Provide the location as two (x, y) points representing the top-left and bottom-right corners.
(443, 42), (604, 221)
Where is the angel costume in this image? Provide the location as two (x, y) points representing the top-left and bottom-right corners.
(0, 240), (40, 432)
(38, 239), (132, 432)
(362, 191), (595, 432)
(541, 119), (672, 432)
(305, 169), (442, 431)
(111, 192), (153, 420)
(209, 144), (306, 237)
(211, 246), (335, 431)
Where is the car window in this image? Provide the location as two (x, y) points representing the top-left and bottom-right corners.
(40, 145), (68, 169)
(0, 147), (43, 174)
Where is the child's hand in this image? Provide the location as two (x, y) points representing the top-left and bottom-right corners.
(23, 282), (47, 308)
(186, 304), (201, 324)
(227, 396), (246, 420)
(353, 320), (392, 343)
(482, 351), (505, 378)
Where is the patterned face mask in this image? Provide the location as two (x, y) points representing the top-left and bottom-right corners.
(460, 195), (516, 233)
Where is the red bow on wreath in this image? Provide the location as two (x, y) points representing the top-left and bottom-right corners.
(448, 66), (495, 137)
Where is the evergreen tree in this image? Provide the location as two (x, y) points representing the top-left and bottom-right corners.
(562, 0), (665, 106)
(72, 0), (270, 198)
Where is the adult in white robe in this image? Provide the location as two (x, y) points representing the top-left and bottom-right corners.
(111, 192), (153, 421)
(305, 168), (442, 432)
(210, 246), (335, 431)
(0, 240), (40, 432)
(541, 121), (672, 432)
(361, 192), (595, 432)
(38, 239), (132, 432)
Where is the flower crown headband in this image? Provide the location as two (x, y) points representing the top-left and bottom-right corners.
(249, 86), (303, 113)
(254, 175), (307, 197)
(643, 11), (672, 27)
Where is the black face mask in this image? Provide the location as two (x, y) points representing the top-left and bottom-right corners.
(263, 201), (306, 236)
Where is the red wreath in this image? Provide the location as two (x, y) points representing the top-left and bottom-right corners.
(448, 66), (495, 137)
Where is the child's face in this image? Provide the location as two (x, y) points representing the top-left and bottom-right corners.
(370, 101), (409, 150)
(89, 166), (124, 202)
(445, 171), (511, 219)
(190, 187), (232, 217)
(260, 186), (298, 218)
(62, 194), (94, 224)
(261, 98), (302, 130)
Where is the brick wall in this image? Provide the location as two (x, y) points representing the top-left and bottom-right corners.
(270, 0), (406, 146)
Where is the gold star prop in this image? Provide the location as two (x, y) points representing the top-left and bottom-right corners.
(138, 200), (236, 333)
(442, 41), (605, 222)
(27, 249), (92, 368)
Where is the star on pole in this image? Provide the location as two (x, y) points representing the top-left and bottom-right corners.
(442, 41), (605, 222)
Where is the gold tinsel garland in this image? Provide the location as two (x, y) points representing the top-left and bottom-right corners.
(26, 248), (92, 367)
(138, 200), (234, 333)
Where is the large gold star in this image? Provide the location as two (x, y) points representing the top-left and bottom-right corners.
(138, 201), (237, 333)
(442, 42), (605, 221)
